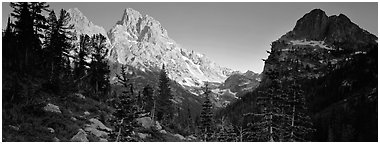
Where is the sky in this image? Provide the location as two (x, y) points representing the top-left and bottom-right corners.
(2, 2), (378, 73)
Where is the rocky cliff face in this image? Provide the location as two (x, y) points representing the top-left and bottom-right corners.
(289, 9), (377, 51)
(67, 8), (111, 46)
(107, 8), (233, 87)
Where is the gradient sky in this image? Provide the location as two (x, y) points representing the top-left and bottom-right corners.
(2, 2), (378, 73)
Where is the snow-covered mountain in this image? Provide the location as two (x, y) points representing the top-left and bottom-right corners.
(107, 8), (233, 87)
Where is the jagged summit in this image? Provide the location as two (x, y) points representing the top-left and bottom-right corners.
(66, 8), (110, 44)
(117, 8), (142, 25)
(107, 8), (233, 87)
(290, 9), (377, 50)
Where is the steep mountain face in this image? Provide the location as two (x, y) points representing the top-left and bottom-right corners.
(66, 8), (111, 46)
(290, 9), (377, 51)
(262, 9), (377, 82)
(107, 8), (233, 87)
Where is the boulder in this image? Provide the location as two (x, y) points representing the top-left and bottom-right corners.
(137, 133), (150, 139)
(70, 129), (89, 142)
(84, 111), (90, 115)
(71, 117), (78, 121)
(52, 137), (60, 142)
(154, 121), (162, 130)
(186, 135), (197, 141)
(43, 103), (61, 113)
(84, 118), (111, 138)
(99, 138), (108, 142)
(47, 127), (55, 133)
(136, 117), (154, 129)
(74, 93), (86, 99)
(173, 134), (185, 140)
(9, 125), (19, 131)
(188, 135), (196, 140)
(159, 130), (167, 134)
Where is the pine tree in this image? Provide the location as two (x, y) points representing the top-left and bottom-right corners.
(43, 9), (74, 94)
(283, 81), (314, 141)
(156, 64), (174, 123)
(11, 2), (35, 71)
(186, 106), (194, 134)
(73, 34), (91, 91)
(142, 85), (154, 114)
(108, 65), (138, 142)
(3, 16), (17, 70)
(247, 69), (287, 142)
(88, 34), (110, 99)
(217, 116), (236, 142)
(10, 2), (49, 72)
(200, 83), (214, 141)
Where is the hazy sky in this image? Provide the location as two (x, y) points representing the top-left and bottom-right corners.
(2, 2), (378, 73)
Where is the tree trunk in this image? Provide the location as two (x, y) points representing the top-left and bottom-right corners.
(239, 126), (243, 142)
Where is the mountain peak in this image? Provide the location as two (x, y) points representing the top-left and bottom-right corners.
(117, 8), (142, 25)
(290, 9), (377, 50)
(66, 8), (110, 46)
(108, 8), (233, 87)
(292, 9), (329, 40)
(309, 8), (326, 15)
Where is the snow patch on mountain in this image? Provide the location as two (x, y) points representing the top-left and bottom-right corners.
(290, 39), (334, 50)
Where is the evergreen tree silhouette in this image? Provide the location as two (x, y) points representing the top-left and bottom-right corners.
(73, 34), (91, 91)
(10, 2), (49, 72)
(43, 9), (73, 94)
(200, 83), (214, 141)
(3, 16), (17, 70)
(156, 64), (174, 123)
(108, 65), (138, 142)
(142, 85), (154, 114)
(88, 34), (110, 99)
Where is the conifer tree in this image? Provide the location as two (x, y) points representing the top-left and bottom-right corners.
(156, 64), (174, 123)
(3, 17), (17, 70)
(88, 34), (110, 99)
(186, 106), (194, 133)
(108, 65), (138, 142)
(73, 34), (91, 90)
(217, 116), (236, 142)
(247, 69), (287, 142)
(10, 2), (49, 71)
(75, 34), (90, 77)
(142, 85), (154, 113)
(283, 81), (315, 141)
(11, 2), (35, 71)
(200, 83), (214, 141)
(43, 9), (73, 94)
